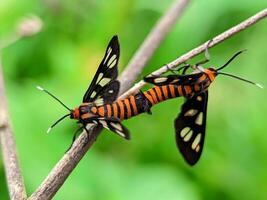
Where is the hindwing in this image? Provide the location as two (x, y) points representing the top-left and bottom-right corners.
(175, 91), (208, 165)
(92, 117), (130, 139)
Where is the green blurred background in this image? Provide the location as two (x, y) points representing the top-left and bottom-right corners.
(0, 0), (267, 199)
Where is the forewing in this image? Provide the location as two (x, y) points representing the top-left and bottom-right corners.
(174, 91), (208, 165)
(93, 117), (130, 140)
(144, 73), (203, 86)
(83, 35), (120, 103)
(92, 80), (120, 106)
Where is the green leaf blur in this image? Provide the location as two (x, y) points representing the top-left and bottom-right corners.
(1, 0), (267, 199)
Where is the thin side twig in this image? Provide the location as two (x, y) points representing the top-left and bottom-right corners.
(0, 15), (42, 200)
(0, 56), (27, 200)
(119, 8), (267, 100)
(119, 0), (190, 94)
(28, 1), (189, 199)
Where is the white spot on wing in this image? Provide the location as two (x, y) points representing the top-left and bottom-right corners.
(191, 133), (201, 150)
(180, 127), (193, 142)
(96, 73), (104, 83)
(94, 98), (104, 106)
(171, 79), (179, 84)
(197, 96), (202, 101)
(86, 123), (95, 130)
(184, 109), (198, 117)
(110, 122), (123, 131)
(154, 77), (168, 83)
(180, 127), (190, 137)
(115, 130), (126, 137)
(195, 112), (203, 125)
(99, 77), (111, 87)
(195, 145), (201, 152)
(103, 47), (112, 64)
(99, 120), (109, 129)
(91, 91), (97, 98)
(107, 55), (117, 67)
(108, 59), (117, 68)
(184, 130), (193, 142)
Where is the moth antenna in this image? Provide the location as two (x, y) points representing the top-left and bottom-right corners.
(36, 85), (71, 111)
(217, 50), (247, 71)
(255, 83), (264, 89)
(47, 127), (52, 134)
(217, 72), (263, 89)
(47, 113), (71, 133)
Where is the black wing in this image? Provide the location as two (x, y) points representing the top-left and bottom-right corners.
(92, 117), (130, 139)
(175, 91), (208, 165)
(83, 35), (120, 104)
(144, 73), (203, 86)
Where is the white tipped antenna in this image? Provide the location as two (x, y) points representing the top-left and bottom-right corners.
(46, 113), (71, 134)
(36, 85), (44, 91)
(217, 72), (263, 89)
(47, 127), (52, 134)
(255, 83), (264, 89)
(36, 85), (72, 133)
(35, 85), (71, 111)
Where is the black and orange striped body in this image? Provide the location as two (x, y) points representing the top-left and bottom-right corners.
(76, 68), (216, 122)
(90, 92), (149, 121)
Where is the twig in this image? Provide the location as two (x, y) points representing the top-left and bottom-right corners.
(119, 8), (267, 100)
(119, 0), (190, 94)
(0, 15), (42, 200)
(28, 1), (189, 199)
(0, 56), (27, 200)
(28, 126), (102, 200)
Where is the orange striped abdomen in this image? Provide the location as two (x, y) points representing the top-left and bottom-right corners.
(143, 85), (189, 106)
(95, 92), (150, 121)
(94, 82), (211, 120)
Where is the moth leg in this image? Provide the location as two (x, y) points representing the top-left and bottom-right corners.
(166, 63), (191, 75)
(83, 124), (92, 145)
(181, 63), (191, 75)
(166, 63), (178, 74)
(65, 126), (84, 153)
(194, 39), (213, 67)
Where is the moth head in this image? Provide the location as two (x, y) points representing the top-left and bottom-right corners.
(70, 108), (80, 119)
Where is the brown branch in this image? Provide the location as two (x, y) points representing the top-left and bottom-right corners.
(0, 56), (27, 200)
(28, 126), (103, 200)
(28, 1), (190, 199)
(119, 8), (267, 100)
(119, 0), (190, 94)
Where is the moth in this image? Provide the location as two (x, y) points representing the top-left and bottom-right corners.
(38, 36), (156, 146)
(144, 49), (262, 165)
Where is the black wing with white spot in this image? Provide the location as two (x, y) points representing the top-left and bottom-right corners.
(144, 73), (203, 86)
(83, 35), (120, 104)
(175, 91), (208, 165)
(93, 117), (130, 139)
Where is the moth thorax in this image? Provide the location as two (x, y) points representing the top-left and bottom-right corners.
(79, 104), (99, 120)
(192, 66), (204, 74)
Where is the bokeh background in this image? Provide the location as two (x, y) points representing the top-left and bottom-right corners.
(1, 0), (267, 199)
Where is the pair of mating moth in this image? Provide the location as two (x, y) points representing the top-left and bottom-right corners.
(39, 36), (261, 165)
